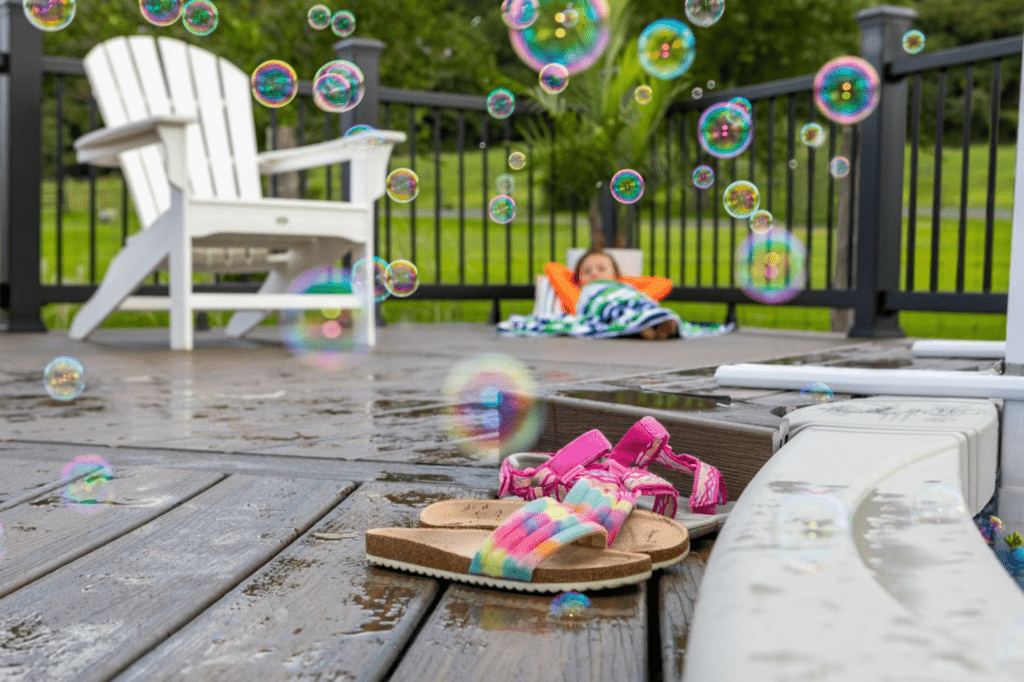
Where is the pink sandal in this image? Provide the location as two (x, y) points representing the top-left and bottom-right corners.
(500, 417), (727, 517)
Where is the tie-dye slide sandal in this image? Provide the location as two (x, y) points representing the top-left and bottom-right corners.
(418, 499), (689, 569)
(365, 478), (653, 592)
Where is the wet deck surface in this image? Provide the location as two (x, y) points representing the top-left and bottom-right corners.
(0, 322), (994, 681)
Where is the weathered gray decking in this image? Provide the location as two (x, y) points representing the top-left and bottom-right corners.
(0, 322), (991, 681)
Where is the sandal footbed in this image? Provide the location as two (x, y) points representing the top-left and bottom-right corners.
(419, 499), (689, 568)
(365, 527), (652, 586)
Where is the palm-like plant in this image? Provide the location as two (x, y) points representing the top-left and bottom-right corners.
(512, 0), (690, 247)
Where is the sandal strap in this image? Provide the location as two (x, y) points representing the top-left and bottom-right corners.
(561, 476), (637, 545)
(498, 429), (611, 502)
(469, 494), (608, 582)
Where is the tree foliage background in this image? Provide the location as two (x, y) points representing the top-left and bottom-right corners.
(38, 0), (1024, 176)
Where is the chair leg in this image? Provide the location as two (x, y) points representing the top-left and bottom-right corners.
(167, 189), (192, 351)
(350, 243), (375, 349)
(69, 214), (173, 341)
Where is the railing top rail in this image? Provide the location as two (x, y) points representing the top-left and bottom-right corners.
(888, 33), (1023, 77)
(668, 73), (816, 115)
(40, 55), (84, 76)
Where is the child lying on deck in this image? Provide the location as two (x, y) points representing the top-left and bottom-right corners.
(497, 248), (735, 340)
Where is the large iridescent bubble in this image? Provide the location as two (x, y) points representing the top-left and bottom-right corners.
(736, 228), (807, 304)
(813, 56), (880, 125)
(637, 18), (696, 81)
(698, 102), (752, 159)
(312, 59), (364, 113)
(509, 0), (610, 75)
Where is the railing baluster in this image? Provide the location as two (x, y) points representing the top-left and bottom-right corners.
(55, 75), (63, 286)
(482, 115), (489, 285)
(269, 108), (278, 198)
(907, 73), (921, 291)
(570, 194), (578, 250)
(983, 59), (1001, 293)
(527, 136), (534, 280)
(664, 118), (671, 278)
(785, 93), (795, 257)
(548, 116), (556, 263)
(805, 94), (815, 287)
(956, 64), (973, 293)
(680, 112), (688, 286)
(433, 106), (442, 284)
(408, 105), (417, 267)
(505, 118), (513, 285)
(826, 119), (836, 289)
(847, 125), (857, 289)
(297, 98), (307, 198)
(383, 103), (392, 262)
(766, 98), (775, 213)
(457, 109), (466, 285)
(930, 68), (946, 292)
(650, 134), (657, 273)
(324, 111), (332, 200)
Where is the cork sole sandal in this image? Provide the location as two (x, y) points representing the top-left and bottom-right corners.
(419, 499), (690, 569)
(365, 527), (652, 592)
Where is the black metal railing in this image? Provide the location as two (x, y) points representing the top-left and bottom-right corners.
(0, 0), (1021, 338)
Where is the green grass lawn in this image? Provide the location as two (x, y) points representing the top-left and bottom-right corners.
(35, 143), (1016, 341)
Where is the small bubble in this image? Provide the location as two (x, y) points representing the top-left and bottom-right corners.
(386, 168), (419, 203)
(139, 0), (183, 27)
(774, 492), (849, 572)
(500, 0), (538, 30)
(384, 260), (419, 298)
(610, 169), (644, 204)
(684, 0), (725, 28)
(788, 159), (798, 169)
(692, 164), (714, 189)
(486, 88), (515, 120)
(549, 591), (592, 624)
(829, 156), (850, 178)
(44, 356), (85, 402)
(251, 60), (298, 108)
(799, 382), (833, 403)
(691, 86), (703, 99)
(634, 85), (653, 105)
(307, 4), (331, 30)
(508, 151), (526, 170)
(902, 29), (925, 55)
(330, 9), (355, 38)
(539, 63), (570, 95)
(488, 195), (517, 224)
(61, 455), (115, 515)
(182, 0), (217, 36)
(496, 173), (515, 195)
(723, 180), (760, 219)
(799, 122), (826, 148)
(749, 209), (773, 235)
(912, 484), (967, 524)
(707, 79), (716, 89)
(23, 0), (76, 31)
(638, 19), (696, 81)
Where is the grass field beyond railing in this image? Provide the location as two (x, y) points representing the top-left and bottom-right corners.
(34, 143), (1015, 341)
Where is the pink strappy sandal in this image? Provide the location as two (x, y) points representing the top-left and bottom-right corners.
(500, 417), (727, 518)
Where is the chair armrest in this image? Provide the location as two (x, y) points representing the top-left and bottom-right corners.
(257, 129), (407, 175)
(74, 114), (197, 168)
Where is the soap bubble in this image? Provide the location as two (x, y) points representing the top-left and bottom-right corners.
(637, 18), (696, 81)
(23, 0), (76, 31)
(722, 180), (760, 219)
(813, 56), (880, 125)
(788, 159), (798, 170)
(501, 0), (539, 30)
(486, 88), (515, 120)
(736, 228), (807, 304)
(442, 353), (543, 460)
(307, 4), (330, 29)
(509, 0), (610, 75)
(312, 59), (364, 113)
(707, 79), (716, 89)
(139, 0), (183, 26)
(634, 85), (653, 105)
(799, 382), (834, 403)
(384, 260), (419, 297)
(902, 29), (925, 54)
(508, 151), (527, 170)
(692, 165), (714, 189)
(774, 491), (850, 572)
(251, 60), (298, 108)
(496, 173), (515, 195)
(729, 96), (752, 116)
(691, 86), (703, 99)
(61, 455), (114, 515)
(559, 6), (579, 28)
(912, 484), (967, 524)
(549, 591), (592, 624)
(44, 356), (85, 402)
(352, 256), (390, 304)
(282, 267), (372, 370)
(182, 0), (217, 36)
(684, 0), (725, 28)
(330, 9), (355, 37)
(386, 168), (419, 203)
(749, 209), (773, 234)
(539, 63), (570, 94)
(610, 169), (644, 204)
(829, 156), (850, 178)
(800, 122), (826, 148)
(698, 102), (753, 159)
(488, 195), (517, 224)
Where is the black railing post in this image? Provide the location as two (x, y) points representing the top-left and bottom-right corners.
(0, 0), (45, 332)
(334, 37), (386, 327)
(848, 4), (917, 338)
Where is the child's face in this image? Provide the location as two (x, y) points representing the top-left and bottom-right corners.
(578, 254), (616, 287)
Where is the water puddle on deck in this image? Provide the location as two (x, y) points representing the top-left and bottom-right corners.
(557, 389), (725, 413)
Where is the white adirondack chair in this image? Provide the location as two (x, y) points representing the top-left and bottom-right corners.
(70, 35), (405, 350)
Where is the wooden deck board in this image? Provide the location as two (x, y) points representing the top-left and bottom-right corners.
(389, 582), (648, 682)
(0, 475), (350, 682)
(115, 481), (493, 682)
(659, 535), (715, 682)
(0, 458), (82, 511)
(0, 467), (225, 598)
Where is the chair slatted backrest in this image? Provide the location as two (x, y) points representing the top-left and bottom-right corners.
(83, 36), (262, 230)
